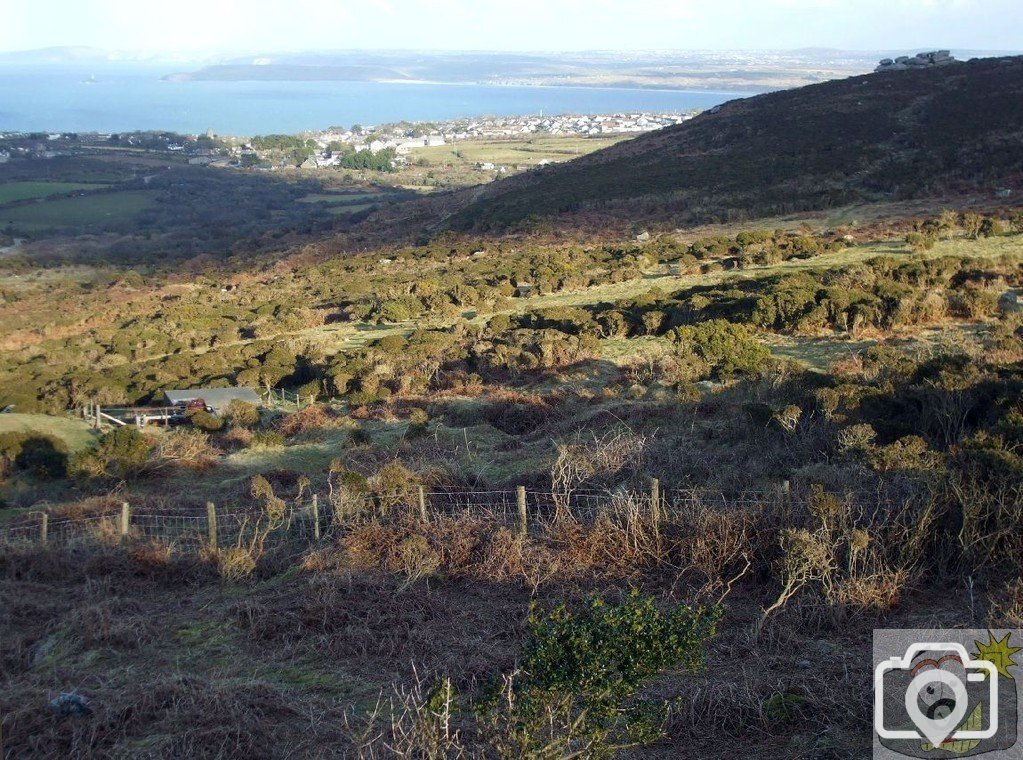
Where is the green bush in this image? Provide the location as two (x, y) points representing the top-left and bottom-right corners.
(224, 399), (261, 428)
(187, 409), (225, 432)
(671, 319), (771, 379)
(495, 591), (720, 755)
(69, 427), (153, 480)
(251, 430), (285, 449)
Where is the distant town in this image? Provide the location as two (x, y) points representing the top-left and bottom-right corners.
(0, 110), (699, 177)
(296, 111), (698, 169)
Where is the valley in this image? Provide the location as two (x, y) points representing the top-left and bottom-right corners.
(1, 54), (1023, 759)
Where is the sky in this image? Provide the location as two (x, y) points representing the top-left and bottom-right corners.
(1, 0), (1021, 56)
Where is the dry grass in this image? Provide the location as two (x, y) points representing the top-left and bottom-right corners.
(1, 478), (1019, 758)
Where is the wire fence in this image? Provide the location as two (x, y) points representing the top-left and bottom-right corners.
(0, 485), (827, 555)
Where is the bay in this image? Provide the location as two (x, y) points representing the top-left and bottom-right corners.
(0, 65), (750, 136)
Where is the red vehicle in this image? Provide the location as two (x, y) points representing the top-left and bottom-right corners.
(184, 398), (209, 413)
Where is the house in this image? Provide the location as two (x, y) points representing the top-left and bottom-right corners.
(515, 282), (536, 298)
(164, 387), (262, 415)
(996, 188), (1013, 199)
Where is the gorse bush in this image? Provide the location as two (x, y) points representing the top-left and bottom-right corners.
(187, 409), (224, 432)
(69, 427), (153, 480)
(359, 591), (720, 758)
(671, 319), (771, 379)
(495, 592), (719, 756)
(224, 399), (261, 428)
(520, 591), (720, 702)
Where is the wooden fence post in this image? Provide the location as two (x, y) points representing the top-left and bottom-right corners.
(311, 494), (321, 541)
(39, 512), (48, 545)
(418, 486), (428, 522)
(206, 502), (218, 549)
(94, 404), (101, 430)
(120, 501), (131, 540)
(650, 477), (661, 526)
(516, 486), (527, 538)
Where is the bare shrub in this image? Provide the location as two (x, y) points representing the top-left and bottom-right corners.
(223, 425), (254, 449)
(215, 475), (287, 582)
(276, 404), (338, 438)
(550, 426), (647, 518)
(151, 429), (221, 471)
(343, 671), (465, 759)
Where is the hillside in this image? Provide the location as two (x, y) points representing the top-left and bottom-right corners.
(448, 55), (1023, 231)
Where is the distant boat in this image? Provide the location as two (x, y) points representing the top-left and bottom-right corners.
(82, 74), (97, 85)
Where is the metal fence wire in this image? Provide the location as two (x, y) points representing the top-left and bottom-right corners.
(0, 486), (813, 554)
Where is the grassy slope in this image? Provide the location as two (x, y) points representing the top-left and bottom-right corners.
(448, 56), (1023, 230)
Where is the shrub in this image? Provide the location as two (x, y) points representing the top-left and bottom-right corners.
(375, 334), (409, 354)
(69, 427), (153, 480)
(277, 405), (337, 438)
(671, 320), (771, 380)
(905, 232), (933, 253)
(407, 407), (429, 437)
(496, 592), (721, 755)
(223, 426), (254, 449)
(187, 409), (224, 432)
(370, 460), (419, 511)
(224, 399), (261, 428)
(488, 313), (513, 334)
(980, 217), (1006, 238)
(251, 430), (285, 449)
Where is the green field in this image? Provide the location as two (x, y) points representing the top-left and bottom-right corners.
(0, 413), (95, 452)
(0, 181), (111, 204)
(411, 135), (628, 168)
(0, 190), (154, 233)
(298, 192), (389, 204)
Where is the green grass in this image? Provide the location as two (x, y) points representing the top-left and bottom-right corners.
(298, 192), (389, 204)
(325, 203), (376, 215)
(0, 181), (111, 204)
(412, 136), (628, 168)
(0, 413), (95, 452)
(0, 190), (154, 233)
(764, 323), (991, 372)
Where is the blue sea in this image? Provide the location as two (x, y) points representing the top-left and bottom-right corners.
(0, 65), (749, 136)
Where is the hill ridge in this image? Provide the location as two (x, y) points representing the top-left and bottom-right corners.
(448, 55), (1023, 232)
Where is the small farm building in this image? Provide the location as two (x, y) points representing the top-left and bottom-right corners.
(164, 387), (262, 415)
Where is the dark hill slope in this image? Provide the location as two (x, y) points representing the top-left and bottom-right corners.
(449, 56), (1023, 231)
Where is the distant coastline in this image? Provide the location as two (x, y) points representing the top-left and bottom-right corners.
(0, 66), (749, 135)
(167, 68), (774, 94)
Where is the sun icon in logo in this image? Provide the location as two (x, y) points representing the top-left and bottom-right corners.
(973, 631), (1021, 680)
